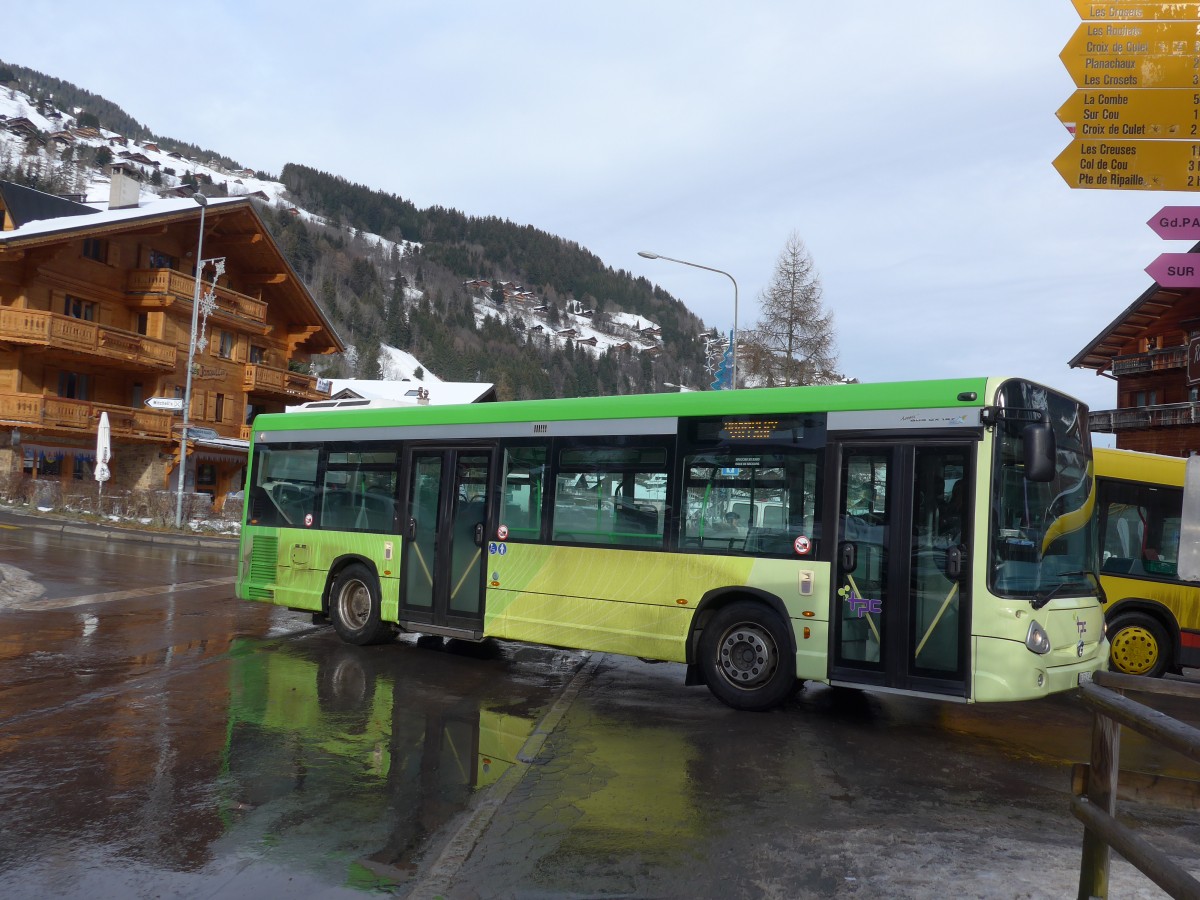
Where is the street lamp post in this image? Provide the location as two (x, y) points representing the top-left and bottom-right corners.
(638, 250), (739, 389)
(175, 194), (208, 528)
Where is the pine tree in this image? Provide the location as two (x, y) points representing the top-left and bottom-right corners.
(743, 232), (837, 386)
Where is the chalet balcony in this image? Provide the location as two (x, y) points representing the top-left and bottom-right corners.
(243, 362), (329, 403)
(1089, 402), (1200, 432)
(0, 392), (174, 440)
(126, 268), (267, 324)
(0, 309), (176, 372)
(1110, 346), (1187, 376)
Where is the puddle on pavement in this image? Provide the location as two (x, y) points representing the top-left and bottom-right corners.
(219, 634), (573, 889)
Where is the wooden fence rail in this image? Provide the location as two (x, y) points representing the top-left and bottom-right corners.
(1074, 669), (1200, 900)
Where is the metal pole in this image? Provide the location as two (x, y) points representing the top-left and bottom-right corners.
(175, 194), (207, 528)
(638, 250), (738, 389)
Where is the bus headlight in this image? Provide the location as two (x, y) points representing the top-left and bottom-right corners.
(1026, 620), (1052, 655)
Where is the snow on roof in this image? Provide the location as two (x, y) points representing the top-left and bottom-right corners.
(0, 192), (247, 242)
(328, 378), (494, 405)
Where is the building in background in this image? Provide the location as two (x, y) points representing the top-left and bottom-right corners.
(0, 174), (342, 511)
(1072, 250), (1200, 457)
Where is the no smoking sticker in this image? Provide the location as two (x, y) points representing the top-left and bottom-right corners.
(794, 535), (811, 555)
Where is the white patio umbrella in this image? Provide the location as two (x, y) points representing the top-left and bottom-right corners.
(95, 411), (111, 501)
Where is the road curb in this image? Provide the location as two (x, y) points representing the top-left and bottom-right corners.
(3, 510), (237, 551)
(404, 651), (603, 899)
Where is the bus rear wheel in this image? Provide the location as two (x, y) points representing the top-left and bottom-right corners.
(1108, 612), (1171, 678)
(699, 601), (796, 711)
(329, 564), (391, 646)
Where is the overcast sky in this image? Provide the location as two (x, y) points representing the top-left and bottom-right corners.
(8, 1), (1182, 413)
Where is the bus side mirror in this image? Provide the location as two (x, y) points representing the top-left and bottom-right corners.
(1178, 455), (1200, 582)
(1022, 422), (1055, 483)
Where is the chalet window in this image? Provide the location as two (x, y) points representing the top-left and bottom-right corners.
(215, 393), (226, 423)
(249, 345), (265, 365)
(57, 371), (90, 400)
(64, 295), (96, 321)
(218, 331), (234, 359)
(147, 249), (174, 269)
(82, 238), (108, 263)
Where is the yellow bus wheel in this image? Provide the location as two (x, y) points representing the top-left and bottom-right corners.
(1107, 613), (1171, 678)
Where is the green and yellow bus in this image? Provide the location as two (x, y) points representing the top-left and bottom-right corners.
(1095, 447), (1200, 677)
(235, 376), (1108, 711)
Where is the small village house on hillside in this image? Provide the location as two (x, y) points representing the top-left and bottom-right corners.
(0, 173), (342, 512)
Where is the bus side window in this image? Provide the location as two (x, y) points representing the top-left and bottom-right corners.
(681, 449), (821, 556)
(501, 444), (547, 540)
(552, 443), (667, 548)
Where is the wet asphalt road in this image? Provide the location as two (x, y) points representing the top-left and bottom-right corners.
(0, 510), (1197, 899)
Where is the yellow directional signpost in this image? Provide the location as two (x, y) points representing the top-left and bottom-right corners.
(1070, 1), (1200, 20)
(1053, 139), (1200, 190)
(1058, 5), (1200, 190)
(1057, 89), (1200, 138)
(1060, 21), (1200, 89)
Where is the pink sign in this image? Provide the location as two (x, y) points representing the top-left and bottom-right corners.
(1148, 207), (1200, 241)
(1145, 252), (1200, 287)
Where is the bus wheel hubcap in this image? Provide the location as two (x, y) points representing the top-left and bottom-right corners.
(717, 624), (777, 689)
(339, 581), (371, 628)
(1111, 626), (1158, 675)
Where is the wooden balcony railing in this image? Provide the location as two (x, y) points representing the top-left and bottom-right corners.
(1089, 402), (1200, 432)
(1111, 347), (1188, 376)
(0, 309), (176, 371)
(243, 363), (329, 402)
(0, 392), (174, 440)
(126, 268), (268, 323)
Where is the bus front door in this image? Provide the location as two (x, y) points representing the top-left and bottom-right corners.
(830, 442), (972, 698)
(400, 447), (493, 636)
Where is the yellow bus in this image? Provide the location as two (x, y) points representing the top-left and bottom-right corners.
(1095, 446), (1200, 676)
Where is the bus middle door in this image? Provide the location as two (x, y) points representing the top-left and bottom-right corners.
(829, 441), (972, 699)
(400, 446), (493, 637)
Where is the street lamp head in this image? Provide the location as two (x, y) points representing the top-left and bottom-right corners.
(193, 193), (208, 207)
(637, 251), (659, 260)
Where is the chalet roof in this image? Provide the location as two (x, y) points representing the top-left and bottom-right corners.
(0, 184), (343, 354)
(0, 181), (97, 229)
(1069, 242), (1200, 372)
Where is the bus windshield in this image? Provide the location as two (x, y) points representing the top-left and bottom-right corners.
(989, 380), (1097, 599)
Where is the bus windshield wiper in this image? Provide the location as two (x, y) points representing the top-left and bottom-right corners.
(1031, 571), (1101, 610)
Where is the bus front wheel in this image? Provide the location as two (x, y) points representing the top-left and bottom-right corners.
(329, 564), (391, 646)
(1108, 612), (1171, 678)
(699, 601), (796, 711)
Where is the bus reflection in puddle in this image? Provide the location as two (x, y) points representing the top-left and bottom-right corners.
(221, 635), (541, 888)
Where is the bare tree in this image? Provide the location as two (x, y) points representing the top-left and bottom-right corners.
(743, 232), (837, 386)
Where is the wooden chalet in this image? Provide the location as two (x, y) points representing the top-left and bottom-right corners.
(0, 176), (342, 510)
(1071, 245), (1200, 455)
